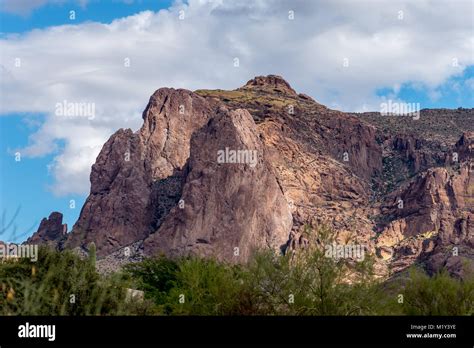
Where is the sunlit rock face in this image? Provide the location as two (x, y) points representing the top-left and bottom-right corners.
(32, 75), (473, 277)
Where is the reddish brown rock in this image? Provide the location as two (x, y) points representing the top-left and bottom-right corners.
(56, 74), (473, 278)
(392, 135), (424, 173)
(314, 112), (383, 180)
(377, 162), (474, 275)
(286, 230), (310, 254)
(27, 212), (67, 247)
(455, 132), (474, 162)
(66, 88), (216, 256)
(143, 107), (293, 262)
(197, 76), (383, 262)
(239, 75), (298, 96)
(67, 75), (383, 262)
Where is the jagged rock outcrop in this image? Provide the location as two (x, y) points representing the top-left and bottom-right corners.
(376, 161), (473, 276)
(66, 89), (216, 256)
(54, 74), (473, 278)
(27, 212), (67, 247)
(239, 75), (298, 96)
(392, 135), (426, 173)
(455, 132), (474, 162)
(286, 229), (310, 253)
(257, 118), (376, 252)
(197, 76), (383, 261)
(65, 75), (384, 262)
(144, 107), (293, 261)
(314, 113), (383, 181)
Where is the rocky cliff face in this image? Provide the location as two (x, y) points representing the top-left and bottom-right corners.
(376, 162), (473, 276)
(143, 107), (292, 261)
(26, 212), (67, 247)
(455, 132), (474, 162)
(357, 122), (472, 278)
(32, 75), (473, 278)
(65, 89), (216, 256)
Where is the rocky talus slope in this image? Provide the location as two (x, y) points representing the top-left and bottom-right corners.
(28, 75), (473, 277)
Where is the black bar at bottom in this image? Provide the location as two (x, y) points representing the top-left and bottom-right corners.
(0, 316), (472, 346)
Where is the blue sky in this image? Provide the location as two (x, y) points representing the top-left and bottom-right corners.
(0, 114), (85, 242)
(0, 0), (174, 242)
(0, 0), (473, 243)
(375, 66), (474, 110)
(0, 0), (174, 33)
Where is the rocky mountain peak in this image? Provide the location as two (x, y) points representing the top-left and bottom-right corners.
(31, 75), (473, 278)
(65, 87), (217, 256)
(240, 75), (297, 96)
(27, 212), (67, 246)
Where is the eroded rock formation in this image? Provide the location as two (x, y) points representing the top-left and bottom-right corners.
(30, 75), (473, 278)
(27, 212), (67, 247)
(143, 107), (293, 261)
(65, 89), (216, 256)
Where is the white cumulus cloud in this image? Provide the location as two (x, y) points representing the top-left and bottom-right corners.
(0, 0), (472, 195)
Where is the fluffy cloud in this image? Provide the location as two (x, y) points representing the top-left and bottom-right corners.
(1, 0), (472, 195)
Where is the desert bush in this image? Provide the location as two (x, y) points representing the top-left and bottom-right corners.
(0, 246), (137, 315)
(126, 256), (243, 315)
(2, 230), (472, 316)
(400, 268), (474, 315)
(242, 224), (381, 315)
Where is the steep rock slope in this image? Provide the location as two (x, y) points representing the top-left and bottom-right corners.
(65, 89), (216, 256)
(143, 107), (293, 261)
(375, 134), (473, 277)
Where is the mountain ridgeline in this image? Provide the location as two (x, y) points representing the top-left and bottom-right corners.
(28, 75), (474, 278)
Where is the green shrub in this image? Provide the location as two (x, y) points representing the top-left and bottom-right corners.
(2, 230), (473, 316)
(124, 255), (179, 314)
(166, 258), (243, 315)
(242, 224), (381, 315)
(400, 268), (474, 315)
(126, 256), (243, 315)
(0, 246), (138, 315)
